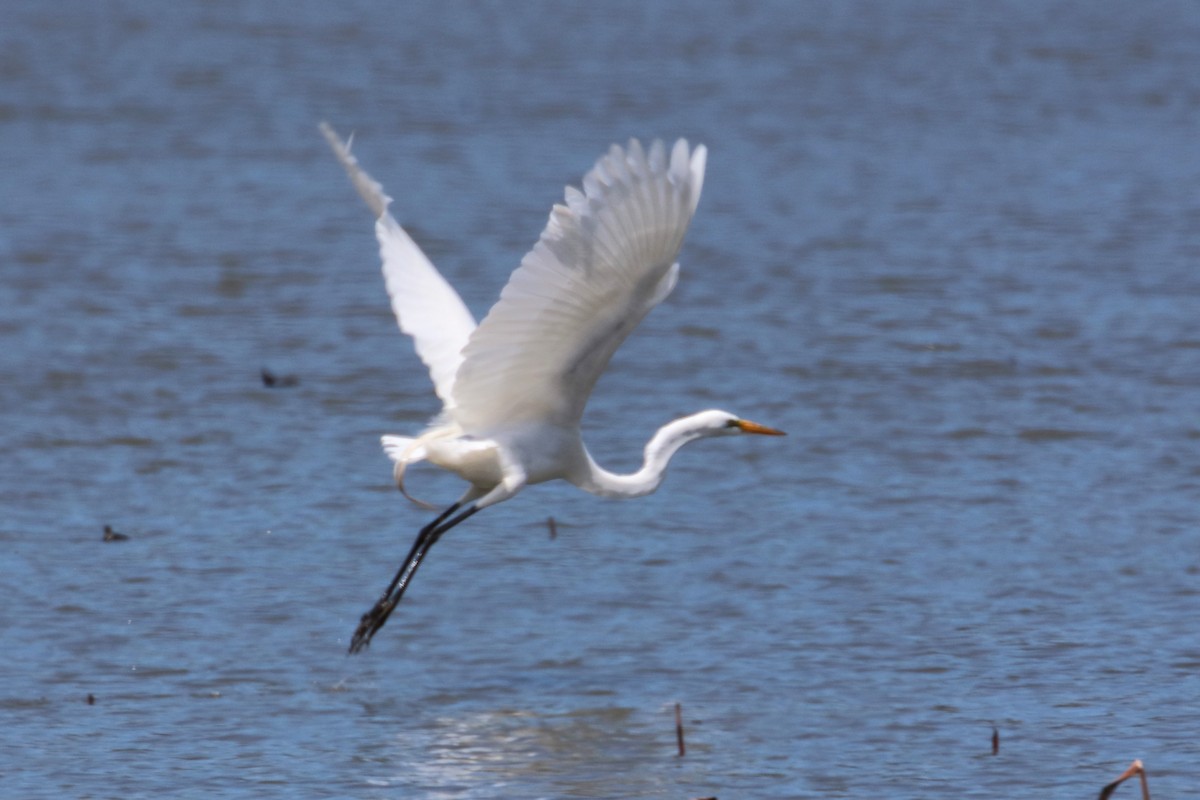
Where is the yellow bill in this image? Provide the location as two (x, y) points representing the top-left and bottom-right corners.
(734, 419), (786, 436)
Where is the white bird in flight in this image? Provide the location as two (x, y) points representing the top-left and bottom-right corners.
(320, 123), (785, 653)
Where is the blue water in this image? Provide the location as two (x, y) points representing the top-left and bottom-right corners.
(3, 2), (1200, 797)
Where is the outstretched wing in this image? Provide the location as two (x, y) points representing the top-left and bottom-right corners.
(451, 138), (707, 433)
(320, 122), (477, 411)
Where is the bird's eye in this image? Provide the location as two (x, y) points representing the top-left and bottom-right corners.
(724, 418), (740, 428)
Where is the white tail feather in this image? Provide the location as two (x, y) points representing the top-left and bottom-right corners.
(380, 435), (438, 509)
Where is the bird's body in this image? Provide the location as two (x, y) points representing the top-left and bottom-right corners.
(321, 124), (784, 652)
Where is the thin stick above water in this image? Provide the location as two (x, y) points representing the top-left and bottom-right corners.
(675, 702), (686, 757)
(1099, 759), (1150, 800)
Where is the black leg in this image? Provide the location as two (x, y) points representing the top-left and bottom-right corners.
(380, 502), (460, 601)
(348, 503), (481, 653)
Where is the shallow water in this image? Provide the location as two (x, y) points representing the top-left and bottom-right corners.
(3, 2), (1200, 797)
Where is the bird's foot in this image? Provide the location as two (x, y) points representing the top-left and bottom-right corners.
(348, 598), (394, 654)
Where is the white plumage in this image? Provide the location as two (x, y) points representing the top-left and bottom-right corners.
(321, 124), (783, 652)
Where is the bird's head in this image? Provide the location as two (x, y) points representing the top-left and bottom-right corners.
(692, 409), (786, 438)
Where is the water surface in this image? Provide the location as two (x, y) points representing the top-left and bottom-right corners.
(3, 2), (1200, 797)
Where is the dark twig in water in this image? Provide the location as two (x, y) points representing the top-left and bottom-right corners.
(547, 516), (557, 539)
(991, 726), (999, 755)
(261, 367), (299, 388)
(103, 525), (129, 542)
(675, 702), (686, 757)
(1099, 759), (1150, 800)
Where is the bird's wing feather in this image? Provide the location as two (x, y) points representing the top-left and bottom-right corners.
(320, 122), (477, 410)
(451, 138), (707, 432)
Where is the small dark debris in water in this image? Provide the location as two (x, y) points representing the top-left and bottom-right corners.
(1099, 759), (1150, 800)
(547, 516), (557, 539)
(103, 525), (129, 542)
(86, 693), (95, 705)
(675, 702), (686, 757)
(261, 367), (299, 388)
(992, 726), (999, 755)
(1018, 427), (1092, 442)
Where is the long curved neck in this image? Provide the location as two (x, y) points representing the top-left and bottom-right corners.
(580, 415), (716, 499)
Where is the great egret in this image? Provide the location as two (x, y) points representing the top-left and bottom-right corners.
(320, 124), (785, 653)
